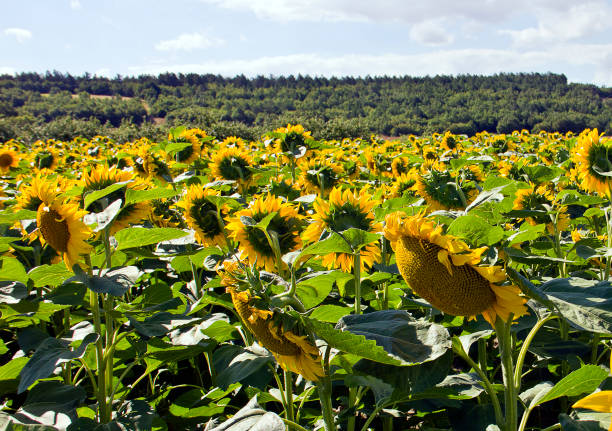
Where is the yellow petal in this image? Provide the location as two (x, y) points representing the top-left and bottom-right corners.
(573, 391), (612, 412)
(437, 249), (453, 275)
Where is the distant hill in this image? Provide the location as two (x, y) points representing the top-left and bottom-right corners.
(0, 71), (610, 143)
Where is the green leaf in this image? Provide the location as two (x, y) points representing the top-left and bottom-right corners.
(297, 232), (354, 264)
(447, 215), (505, 246)
(213, 344), (273, 390)
(0, 257), (27, 284)
(535, 365), (609, 406)
(0, 281), (27, 304)
(296, 271), (345, 309)
(207, 396), (284, 431)
(125, 188), (178, 205)
(0, 357), (28, 395)
(0, 209), (37, 224)
(28, 264), (73, 288)
(538, 278), (612, 334)
(18, 333), (99, 393)
(506, 222), (546, 245)
(339, 228), (381, 251)
(15, 381), (86, 429)
(309, 304), (352, 323)
(559, 413), (609, 431)
(83, 181), (128, 209)
(115, 227), (189, 250)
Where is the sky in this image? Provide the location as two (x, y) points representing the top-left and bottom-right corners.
(1, 0), (612, 86)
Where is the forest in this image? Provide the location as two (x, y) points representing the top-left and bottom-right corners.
(0, 71), (610, 143)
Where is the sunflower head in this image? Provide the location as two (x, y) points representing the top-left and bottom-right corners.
(571, 129), (612, 196)
(176, 185), (228, 247)
(298, 158), (342, 196)
(415, 169), (475, 211)
(32, 149), (59, 171)
(167, 128), (202, 165)
(226, 195), (304, 272)
(80, 166), (152, 235)
(384, 212), (527, 325)
(226, 284), (323, 381)
(303, 187), (382, 272)
(210, 147), (254, 187)
(273, 124), (313, 159)
(35, 194), (92, 270)
(441, 131), (461, 152)
(0, 148), (20, 173)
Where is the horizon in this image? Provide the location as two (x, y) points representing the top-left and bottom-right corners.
(2, 0), (611, 87)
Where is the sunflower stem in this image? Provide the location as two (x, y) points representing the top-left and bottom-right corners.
(353, 252), (361, 315)
(495, 317), (517, 431)
(347, 386), (357, 431)
(452, 341), (504, 429)
(103, 294), (115, 410)
(284, 370), (295, 426)
(85, 254), (110, 423)
(514, 314), (558, 391)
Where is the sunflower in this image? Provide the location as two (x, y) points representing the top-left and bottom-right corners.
(440, 131), (461, 152)
(384, 212), (527, 325)
(571, 128), (612, 196)
(176, 185), (227, 247)
(226, 195), (304, 272)
(35, 193), (92, 270)
(272, 124), (313, 159)
(167, 128), (202, 165)
(389, 170), (419, 198)
(210, 147), (254, 189)
(15, 176), (64, 213)
(32, 149), (59, 171)
(0, 148), (19, 173)
(297, 158), (343, 196)
(303, 187), (382, 272)
(80, 166), (151, 235)
(391, 156), (412, 177)
(415, 169), (477, 211)
(227, 286), (323, 381)
(512, 184), (569, 234)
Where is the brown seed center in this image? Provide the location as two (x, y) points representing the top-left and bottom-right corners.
(39, 208), (70, 253)
(0, 153), (13, 168)
(396, 236), (496, 316)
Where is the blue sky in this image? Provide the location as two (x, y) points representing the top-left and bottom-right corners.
(2, 0), (611, 86)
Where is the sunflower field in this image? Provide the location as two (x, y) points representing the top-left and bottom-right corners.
(1, 125), (612, 431)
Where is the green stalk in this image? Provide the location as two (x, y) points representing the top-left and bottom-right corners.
(347, 386), (357, 431)
(452, 342), (504, 428)
(284, 370), (295, 426)
(514, 314), (559, 390)
(317, 346), (335, 431)
(103, 294), (114, 410)
(353, 252), (361, 315)
(85, 255), (109, 423)
(495, 317), (517, 431)
(281, 419), (311, 431)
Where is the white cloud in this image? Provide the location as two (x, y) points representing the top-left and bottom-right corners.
(70, 0), (82, 10)
(155, 33), (225, 51)
(199, 0), (577, 23)
(501, 1), (612, 46)
(4, 28), (32, 43)
(409, 19), (454, 46)
(128, 44), (612, 86)
(0, 67), (15, 75)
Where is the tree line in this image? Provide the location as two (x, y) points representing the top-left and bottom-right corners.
(0, 71), (610, 143)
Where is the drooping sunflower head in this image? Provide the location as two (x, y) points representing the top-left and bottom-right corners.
(384, 212), (527, 325)
(0, 148), (20, 173)
(226, 285), (323, 381)
(35, 193), (92, 270)
(268, 175), (300, 201)
(80, 165), (152, 235)
(226, 195), (304, 272)
(297, 157), (343, 196)
(571, 128), (612, 196)
(15, 175), (64, 213)
(210, 146), (254, 187)
(176, 185), (228, 247)
(391, 156), (412, 177)
(303, 187), (382, 272)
